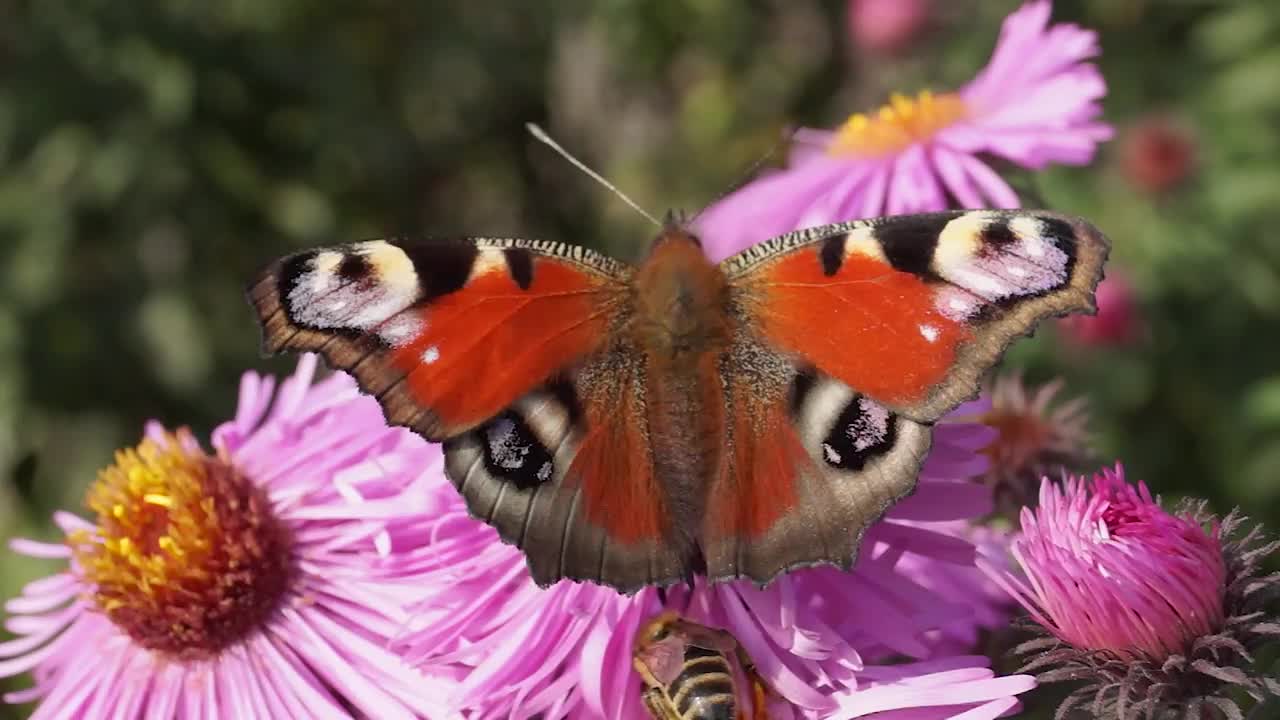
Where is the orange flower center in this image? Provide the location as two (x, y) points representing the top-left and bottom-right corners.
(829, 90), (967, 158)
(70, 430), (293, 660)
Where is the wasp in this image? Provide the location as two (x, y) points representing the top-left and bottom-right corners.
(633, 611), (770, 720)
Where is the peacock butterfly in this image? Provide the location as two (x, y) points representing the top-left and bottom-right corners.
(247, 209), (1108, 593)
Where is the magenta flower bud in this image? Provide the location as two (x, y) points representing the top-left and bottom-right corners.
(1000, 468), (1225, 657)
(984, 466), (1280, 718)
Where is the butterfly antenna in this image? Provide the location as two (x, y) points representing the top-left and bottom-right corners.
(687, 125), (798, 226)
(526, 123), (663, 228)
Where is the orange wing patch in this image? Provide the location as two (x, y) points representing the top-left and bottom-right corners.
(712, 398), (803, 538)
(388, 258), (618, 433)
(701, 347), (805, 544)
(756, 249), (970, 406)
(569, 369), (668, 545)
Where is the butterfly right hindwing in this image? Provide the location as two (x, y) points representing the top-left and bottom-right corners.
(442, 346), (692, 592)
(702, 339), (932, 583)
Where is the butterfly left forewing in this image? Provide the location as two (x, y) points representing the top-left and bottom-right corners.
(721, 210), (1109, 422)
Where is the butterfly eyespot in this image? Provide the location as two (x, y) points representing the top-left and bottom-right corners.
(821, 396), (897, 472)
(486, 418), (529, 469)
(479, 413), (556, 490)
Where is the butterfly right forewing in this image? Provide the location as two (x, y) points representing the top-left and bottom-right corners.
(722, 210), (1109, 422)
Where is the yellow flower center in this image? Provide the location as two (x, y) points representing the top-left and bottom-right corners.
(829, 90), (967, 158)
(70, 430), (293, 660)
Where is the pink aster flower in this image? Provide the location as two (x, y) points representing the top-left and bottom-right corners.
(896, 523), (1017, 657)
(0, 355), (455, 719)
(983, 466), (1280, 718)
(391, 399), (1034, 719)
(696, 0), (1112, 257)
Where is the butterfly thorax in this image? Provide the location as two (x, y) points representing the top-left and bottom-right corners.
(631, 229), (731, 543)
(632, 230), (729, 358)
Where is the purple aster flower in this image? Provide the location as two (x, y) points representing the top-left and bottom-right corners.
(390, 398), (1034, 719)
(0, 355), (455, 719)
(983, 466), (1280, 719)
(696, 0), (1112, 258)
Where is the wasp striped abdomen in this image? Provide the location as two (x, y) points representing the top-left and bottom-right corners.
(665, 645), (736, 720)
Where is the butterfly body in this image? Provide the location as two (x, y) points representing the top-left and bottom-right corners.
(630, 229), (734, 561)
(249, 210), (1109, 592)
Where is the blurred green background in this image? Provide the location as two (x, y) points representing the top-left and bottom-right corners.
(1, 0), (1278, 717)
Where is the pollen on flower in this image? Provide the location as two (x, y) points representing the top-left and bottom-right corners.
(70, 429), (294, 660)
(829, 90), (967, 157)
